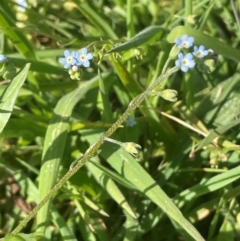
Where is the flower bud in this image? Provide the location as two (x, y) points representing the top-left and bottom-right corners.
(122, 142), (141, 158)
(160, 89), (178, 102)
(169, 44), (180, 59)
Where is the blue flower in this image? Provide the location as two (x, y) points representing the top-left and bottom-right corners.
(125, 117), (137, 127)
(175, 53), (195, 72)
(175, 34), (194, 49)
(76, 48), (93, 67)
(59, 50), (77, 69)
(193, 45), (208, 58)
(0, 54), (7, 63)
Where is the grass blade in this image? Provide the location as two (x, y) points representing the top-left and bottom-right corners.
(0, 63), (30, 133)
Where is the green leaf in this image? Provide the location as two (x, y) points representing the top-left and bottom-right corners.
(3, 234), (25, 241)
(86, 159), (137, 218)
(9, 58), (68, 76)
(52, 207), (77, 241)
(0, 64), (30, 134)
(167, 26), (240, 62)
(175, 166), (240, 207)
(108, 25), (163, 53)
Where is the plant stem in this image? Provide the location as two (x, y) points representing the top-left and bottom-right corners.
(127, 0), (134, 74)
(184, 0), (192, 27)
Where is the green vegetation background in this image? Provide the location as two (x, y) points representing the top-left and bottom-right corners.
(1, 0), (240, 240)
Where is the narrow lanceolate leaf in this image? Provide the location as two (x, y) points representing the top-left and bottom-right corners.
(167, 26), (240, 62)
(110, 55), (143, 97)
(0, 64), (30, 134)
(86, 160), (137, 219)
(108, 25), (163, 53)
(175, 166), (240, 207)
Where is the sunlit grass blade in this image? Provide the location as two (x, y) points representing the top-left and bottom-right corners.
(52, 207), (77, 241)
(0, 63), (30, 134)
(175, 166), (240, 207)
(86, 159), (137, 218)
(108, 25), (164, 53)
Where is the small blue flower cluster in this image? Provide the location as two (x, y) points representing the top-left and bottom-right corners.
(59, 48), (93, 80)
(175, 34), (208, 72)
(59, 48), (93, 69)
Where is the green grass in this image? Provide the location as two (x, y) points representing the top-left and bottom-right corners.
(1, 0), (240, 241)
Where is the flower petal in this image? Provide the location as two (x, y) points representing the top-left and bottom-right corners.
(59, 57), (66, 64)
(64, 50), (70, 57)
(178, 53), (184, 59)
(182, 34), (188, 40)
(188, 61), (196, 68)
(70, 51), (76, 57)
(181, 66), (188, 72)
(82, 60), (90, 67)
(80, 48), (87, 54)
(87, 53), (93, 60)
(175, 60), (181, 67)
(64, 63), (70, 69)
(186, 53), (193, 59)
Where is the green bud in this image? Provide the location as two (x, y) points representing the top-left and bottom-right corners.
(160, 89), (178, 102)
(197, 59), (216, 73)
(133, 48), (143, 60)
(185, 14), (196, 24)
(169, 44), (180, 59)
(68, 69), (74, 75)
(73, 71), (81, 80)
(122, 142), (141, 158)
(69, 69), (81, 80)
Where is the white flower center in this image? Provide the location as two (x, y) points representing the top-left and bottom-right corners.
(197, 51), (202, 56)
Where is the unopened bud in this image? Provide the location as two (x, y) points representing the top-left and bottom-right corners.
(160, 89), (178, 102)
(169, 44), (180, 59)
(122, 142), (141, 158)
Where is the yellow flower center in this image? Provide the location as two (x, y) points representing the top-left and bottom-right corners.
(182, 59), (188, 66)
(67, 57), (73, 63)
(80, 55), (86, 61)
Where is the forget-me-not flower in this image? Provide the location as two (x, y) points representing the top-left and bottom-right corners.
(76, 48), (93, 67)
(175, 53), (195, 72)
(125, 117), (137, 127)
(0, 54), (7, 63)
(193, 45), (208, 58)
(175, 34), (194, 49)
(59, 50), (77, 69)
